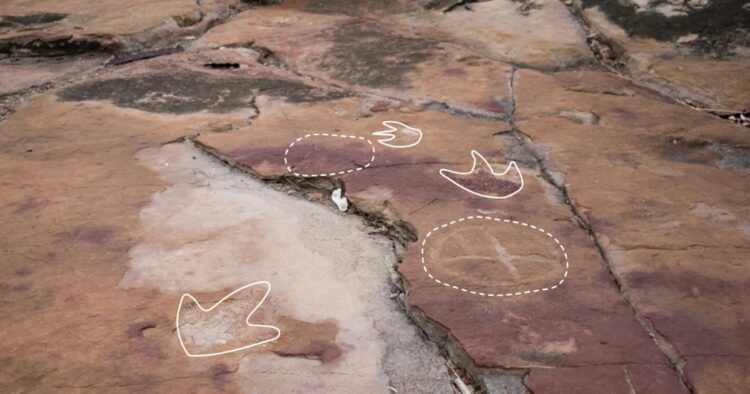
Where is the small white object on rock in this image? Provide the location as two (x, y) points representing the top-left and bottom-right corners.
(331, 188), (348, 212)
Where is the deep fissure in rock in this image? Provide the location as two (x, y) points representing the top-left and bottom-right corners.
(502, 68), (695, 392)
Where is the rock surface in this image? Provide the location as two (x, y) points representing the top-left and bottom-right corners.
(1, 0), (748, 393)
(0, 0), (238, 55)
(576, 0), (750, 111)
(405, 0), (593, 69)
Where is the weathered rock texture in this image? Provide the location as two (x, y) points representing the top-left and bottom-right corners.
(1, 0), (748, 393)
(575, 0), (749, 111)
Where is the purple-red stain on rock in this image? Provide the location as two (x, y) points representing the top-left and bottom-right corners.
(445, 171), (521, 197)
(444, 68), (467, 77)
(210, 362), (233, 377)
(60, 225), (116, 244)
(369, 100), (393, 112)
(271, 317), (344, 364)
(472, 100), (507, 113)
(285, 138), (374, 176)
(125, 339), (163, 360)
(1, 283), (31, 292)
(127, 321), (157, 338)
(122, 322), (163, 360)
(274, 339), (343, 363)
(14, 267), (32, 277)
(10, 197), (48, 214)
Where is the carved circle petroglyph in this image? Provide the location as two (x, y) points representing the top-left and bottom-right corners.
(421, 216), (569, 297)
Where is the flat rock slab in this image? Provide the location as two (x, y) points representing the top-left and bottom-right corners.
(514, 68), (750, 391)
(1, 0), (749, 393)
(0, 55), (103, 95)
(198, 6), (515, 119)
(404, 0), (592, 70)
(0, 93), (452, 393)
(0, 0), (237, 55)
(576, 0), (750, 111)
(193, 85), (685, 391)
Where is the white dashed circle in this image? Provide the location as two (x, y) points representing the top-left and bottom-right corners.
(421, 215), (569, 297)
(284, 133), (375, 178)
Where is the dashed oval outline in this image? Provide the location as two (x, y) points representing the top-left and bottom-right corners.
(421, 215), (569, 297)
(284, 133), (375, 178)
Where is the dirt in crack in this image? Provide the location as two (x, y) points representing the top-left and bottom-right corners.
(499, 128), (697, 392)
(0, 12), (66, 28)
(57, 72), (349, 114)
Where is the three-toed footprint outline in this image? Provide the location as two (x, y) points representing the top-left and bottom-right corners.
(175, 281), (281, 358)
(283, 120), (423, 178)
(439, 150), (524, 199)
(372, 121), (423, 149)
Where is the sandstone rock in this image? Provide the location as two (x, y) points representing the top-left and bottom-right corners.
(0, 55), (102, 95)
(575, 0), (750, 111)
(193, 90), (685, 392)
(0, 92), (451, 393)
(198, 6), (515, 119)
(0, 0), (239, 55)
(405, 0), (593, 70)
(514, 67), (750, 392)
(2, 0), (748, 392)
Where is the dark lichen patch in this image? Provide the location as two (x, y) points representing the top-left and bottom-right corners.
(424, 0), (490, 12)
(58, 73), (349, 113)
(0, 35), (113, 57)
(303, 0), (417, 16)
(711, 143), (750, 172)
(320, 23), (436, 89)
(656, 137), (750, 172)
(657, 138), (720, 165)
(108, 47), (184, 66)
(509, 0), (543, 16)
(0, 13), (66, 28)
(423, 0), (454, 10)
(581, 0), (750, 54)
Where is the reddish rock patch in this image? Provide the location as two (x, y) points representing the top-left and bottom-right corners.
(270, 316), (343, 364)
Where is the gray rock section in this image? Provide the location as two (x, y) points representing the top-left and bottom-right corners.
(123, 142), (454, 393)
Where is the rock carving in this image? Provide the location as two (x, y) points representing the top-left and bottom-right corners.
(176, 281), (281, 358)
(439, 150), (524, 199)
